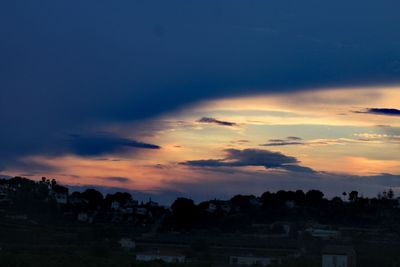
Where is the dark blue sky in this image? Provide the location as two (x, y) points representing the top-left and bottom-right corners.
(1, 0), (400, 172)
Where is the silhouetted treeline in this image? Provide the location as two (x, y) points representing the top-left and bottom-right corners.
(1, 176), (400, 233)
(0, 177), (166, 227)
(162, 189), (400, 232)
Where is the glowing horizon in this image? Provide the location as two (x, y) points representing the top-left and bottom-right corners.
(3, 86), (400, 201)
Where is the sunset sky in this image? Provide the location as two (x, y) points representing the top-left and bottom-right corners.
(1, 1), (399, 203)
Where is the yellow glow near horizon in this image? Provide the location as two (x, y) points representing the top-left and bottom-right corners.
(6, 86), (400, 193)
(185, 86), (400, 126)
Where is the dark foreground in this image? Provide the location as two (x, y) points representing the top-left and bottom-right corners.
(1, 177), (400, 266)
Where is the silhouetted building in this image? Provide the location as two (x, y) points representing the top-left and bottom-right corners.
(322, 245), (356, 267)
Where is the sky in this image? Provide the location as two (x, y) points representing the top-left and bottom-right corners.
(1, 1), (399, 203)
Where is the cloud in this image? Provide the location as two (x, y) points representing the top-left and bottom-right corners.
(100, 176), (130, 183)
(0, 131), (161, 171)
(230, 139), (250, 145)
(181, 148), (315, 173)
(260, 134), (396, 147)
(261, 136), (305, 146)
(287, 136), (302, 141)
(353, 133), (400, 143)
(262, 141), (304, 146)
(67, 133), (160, 156)
(197, 117), (237, 126)
(279, 165), (316, 173)
(0, 159), (60, 176)
(354, 108), (400, 116)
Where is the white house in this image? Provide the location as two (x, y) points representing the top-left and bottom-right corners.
(207, 203), (218, 213)
(207, 200), (232, 214)
(0, 189), (10, 203)
(285, 200), (296, 209)
(69, 193), (87, 205)
(395, 197), (400, 208)
(136, 252), (185, 263)
(50, 185), (69, 204)
(229, 256), (279, 266)
(118, 238), (135, 250)
(249, 197), (263, 207)
(136, 207), (147, 215)
(121, 207), (134, 214)
(322, 246), (356, 267)
(111, 201), (121, 210)
(53, 192), (68, 204)
(220, 202), (232, 213)
(306, 228), (340, 239)
(77, 212), (93, 223)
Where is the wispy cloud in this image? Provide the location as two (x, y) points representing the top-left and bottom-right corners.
(354, 133), (400, 143)
(262, 141), (304, 147)
(98, 176), (131, 183)
(260, 134), (396, 147)
(261, 136), (305, 146)
(197, 117), (237, 127)
(287, 136), (302, 141)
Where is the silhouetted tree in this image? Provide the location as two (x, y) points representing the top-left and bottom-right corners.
(295, 190), (306, 204)
(51, 178), (57, 189)
(170, 197), (197, 229)
(305, 190), (324, 205)
(276, 190), (290, 202)
(349, 191), (358, 202)
(81, 189), (103, 209)
(388, 188), (394, 199)
(37, 180), (50, 200)
(171, 197), (195, 213)
(331, 196), (343, 204)
(261, 191), (272, 204)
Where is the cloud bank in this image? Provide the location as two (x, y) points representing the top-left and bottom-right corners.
(181, 148), (315, 173)
(68, 133), (160, 156)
